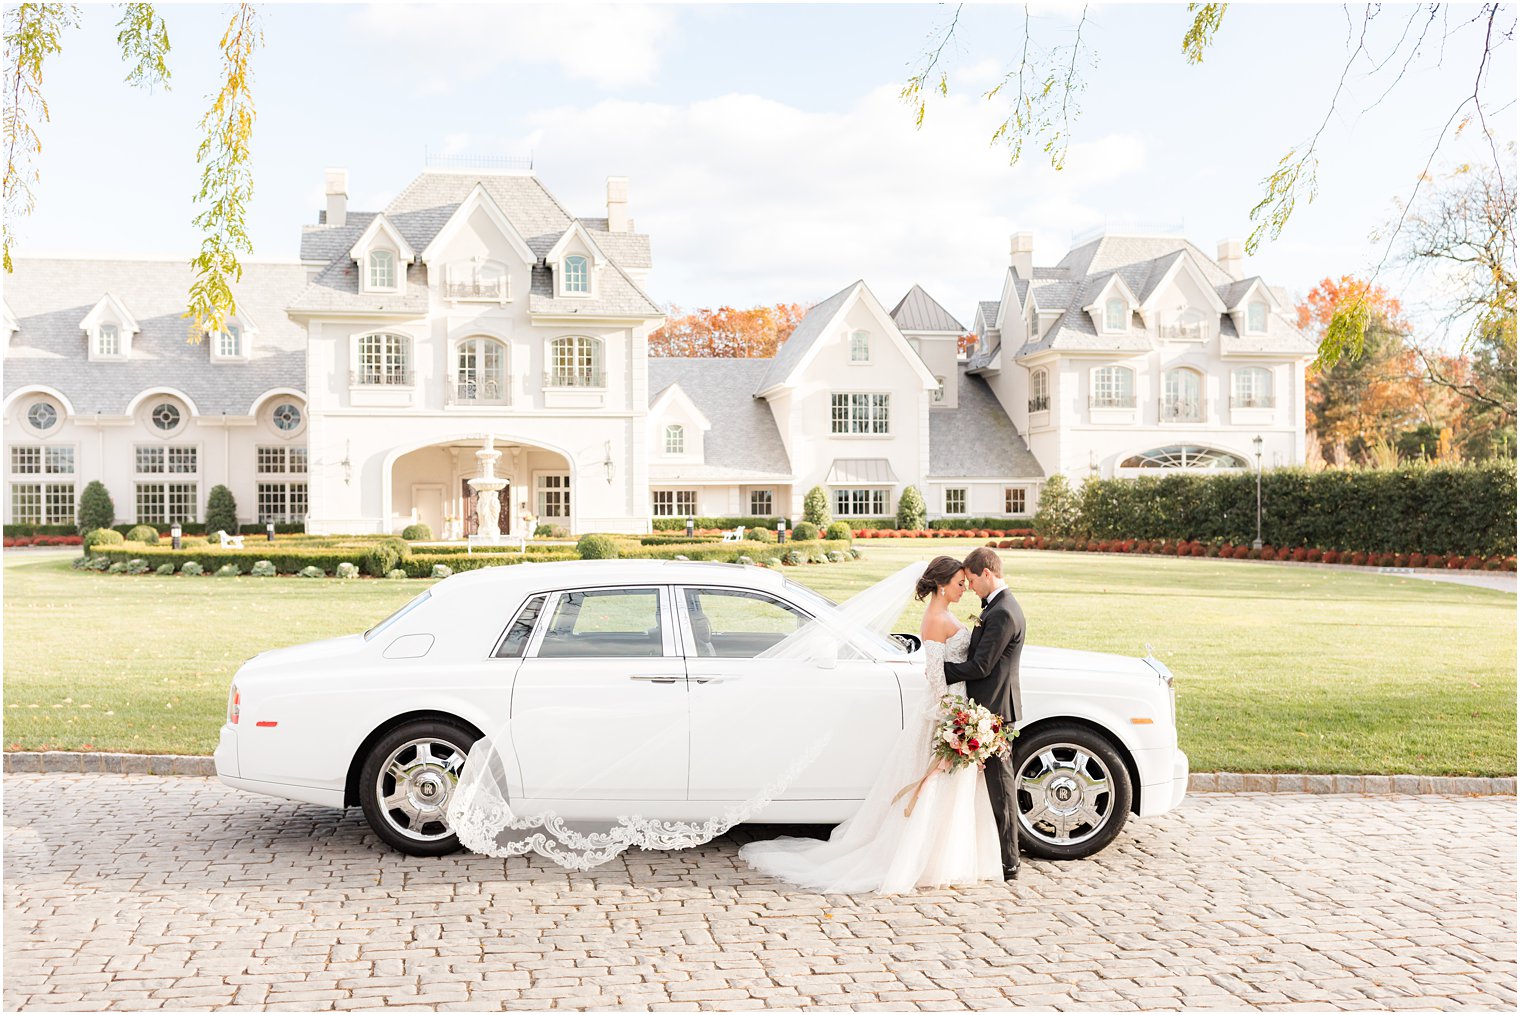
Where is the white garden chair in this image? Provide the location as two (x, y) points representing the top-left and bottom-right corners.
(720, 525), (745, 543)
(216, 529), (245, 549)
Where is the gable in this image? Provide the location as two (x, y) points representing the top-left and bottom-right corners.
(757, 281), (937, 395)
(419, 183), (536, 266)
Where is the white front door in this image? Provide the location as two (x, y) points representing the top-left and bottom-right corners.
(676, 585), (903, 801)
(509, 586), (688, 802)
(410, 483), (444, 537)
(535, 472), (571, 526)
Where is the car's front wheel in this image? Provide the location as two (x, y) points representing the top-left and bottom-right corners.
(1013, 722), (1132, 860)
(359, 719), (477, 856)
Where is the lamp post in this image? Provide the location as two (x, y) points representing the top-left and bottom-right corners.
(1251, 434), (1264, 550)
(170, 523), (182, 550)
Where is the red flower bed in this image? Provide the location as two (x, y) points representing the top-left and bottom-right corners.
(3, 534), (83, 547)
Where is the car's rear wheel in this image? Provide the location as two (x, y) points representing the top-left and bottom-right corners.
(359, 719), (477, 856)
(1013, 722), (1132, 860)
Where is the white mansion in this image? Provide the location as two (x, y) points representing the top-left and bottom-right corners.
(2, 166), (1315, 535)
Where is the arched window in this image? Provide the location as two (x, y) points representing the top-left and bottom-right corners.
(455, 338), (507, 404)
(1246, 300), (1268, 333)
(271, 403), (303, 432)
(151, 402), (182, 432)
(563, 255), (589, 294)
(97, 323), (120, 357)
(26, 400), (59, 432)
(1029, 368), (1050, 412)
(548, 336), (602, 387)
(665, 424), (685, 455)
(1161, 368), (1203, 421)
(1104, 297), (1127, 332)
(1232, 367), (1274, 408)
(356, 333), (411, 385)
(1119, 445), (1249, 470)
(850, 329), (870, 362)
(368, 250), (396, 290)
(1090, 365), (1135, 408)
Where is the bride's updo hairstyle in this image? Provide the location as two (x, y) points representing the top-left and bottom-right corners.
(914, 555), (967, 601)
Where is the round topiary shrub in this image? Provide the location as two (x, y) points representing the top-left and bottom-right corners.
(298, 565), (325, 578)
(336, 562), (359, 579)
(577, 533), (620, 560)
(126, 525), (160, 545)
(431, 563), (453, 579)
(155, 562), (176, 575)
(783, 550), (805, 566)
(180, 560), (204, 575)
(86, 556), (111, 571)
(363, 537), (412, 577)
(250, 560), (276, 577)
(125, 558), (149, 574)
(107, 561), (127, 574)
(736, 555), (755, 566)
(386, 568), (409, 579)
(827, 550), (846, 563)
(216, 563), (242, 577)
(535, 523), (569, 538)
(83, 528), (125, 553)
(824, 521), (852, 542)
(808, 553), (828, 564)
(763, 556), (783, 568)
(791, 521), (820, 541)
(750, 526), (776, 544)
(401, 523), (434, 541)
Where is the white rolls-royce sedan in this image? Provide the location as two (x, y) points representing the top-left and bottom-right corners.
(215, 560), (1188, 860)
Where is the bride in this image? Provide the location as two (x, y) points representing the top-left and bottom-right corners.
(738, 555), (1005, 894)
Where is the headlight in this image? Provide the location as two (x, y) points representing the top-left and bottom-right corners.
(228, 684), (240, 725)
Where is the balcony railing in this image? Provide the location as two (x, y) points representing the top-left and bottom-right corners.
(1088, 394), (1137, 409)
(350, 368), (414, 387)
(543, 369), (606, 389)
(444, 279), (508, 301)
(1028, 395), (1050, 412)
(1159, 399), (1204, 422)
(1158, 322), (1211, 342)
(449, 377), (510, 406)
(1230, 394), (1276, 409)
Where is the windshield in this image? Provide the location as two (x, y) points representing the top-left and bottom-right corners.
(782, 579), (909, 658)
(364, 590), (432, 642)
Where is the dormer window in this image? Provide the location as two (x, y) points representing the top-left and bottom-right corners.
(1104, 298), (1126, 332)
(850, 330), (870, 363)
(368, 250), (396, 290)
(81, 293), (139, 361)
(216, 324), (242, 358)
(665, 424), (685, 455)
(563, 255), (589, 294)
(97, 324), (120, 357)
(1246, 300), (1268, 333)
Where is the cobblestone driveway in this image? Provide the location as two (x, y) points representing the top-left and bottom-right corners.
(4, 774), (1515, 1011)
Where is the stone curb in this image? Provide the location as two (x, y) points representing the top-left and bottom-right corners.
(3, 752), (1516, 795)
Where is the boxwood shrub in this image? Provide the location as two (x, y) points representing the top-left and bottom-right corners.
(650, 516), (790, 532)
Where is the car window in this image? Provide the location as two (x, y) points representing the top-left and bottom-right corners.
(494, 594), (546, 658)
(364, 590), (431, 642)
(684, 588), (808, 658)
(535, 588), (665, 658)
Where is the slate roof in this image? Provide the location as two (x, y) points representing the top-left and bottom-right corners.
(4, 258), (309, 416)
(928, 367), (1044, 480)
(647, 358), (794, 482)
(890, 284), (965, 334)
(976, 301), (1001, 332)
(290, 172), (660, 318)
(755, 281), (859, 392)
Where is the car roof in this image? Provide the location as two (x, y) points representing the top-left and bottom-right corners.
(432, 558), (790, 600)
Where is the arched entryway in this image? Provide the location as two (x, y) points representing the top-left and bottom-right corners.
(385, 435), (576, 538)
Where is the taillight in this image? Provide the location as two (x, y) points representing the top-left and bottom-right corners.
(229, 686), (240, 725)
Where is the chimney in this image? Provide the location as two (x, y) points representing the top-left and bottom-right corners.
(607, 176), (630, 233)
(1217, 238), (1244, 280)
(324, 168), (348, 228)
(1009, 232), (1034, 279)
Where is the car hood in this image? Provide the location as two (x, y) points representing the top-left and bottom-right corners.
(1021, 644), (1156, 677)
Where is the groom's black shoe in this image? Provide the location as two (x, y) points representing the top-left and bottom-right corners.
(1003, 863), (1020, 881)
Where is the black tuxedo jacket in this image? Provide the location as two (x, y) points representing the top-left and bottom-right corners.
(943, 588), (1025, 722)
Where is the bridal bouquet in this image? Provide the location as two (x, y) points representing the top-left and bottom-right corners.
(932, 694), (1014, 770)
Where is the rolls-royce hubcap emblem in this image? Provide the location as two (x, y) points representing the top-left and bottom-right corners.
(1056, 786), (1072, 802)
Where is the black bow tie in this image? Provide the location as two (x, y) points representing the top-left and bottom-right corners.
(980, 596), (990, 608)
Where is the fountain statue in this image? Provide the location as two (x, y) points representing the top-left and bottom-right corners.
(468, 433), (508, 540)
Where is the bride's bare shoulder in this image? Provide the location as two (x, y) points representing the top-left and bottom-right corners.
(919, 609), (958, 644)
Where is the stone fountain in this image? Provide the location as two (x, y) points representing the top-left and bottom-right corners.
(468, 433), (508, 539)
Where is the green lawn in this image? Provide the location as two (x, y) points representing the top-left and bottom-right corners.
(4, 545), (1514, 775)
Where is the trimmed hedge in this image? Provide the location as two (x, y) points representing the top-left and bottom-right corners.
(927, 517), (1033, 530)
(1069, 462), (1516, 557)
(650, 516), (790, 532)
(983, 533), (1518, 572)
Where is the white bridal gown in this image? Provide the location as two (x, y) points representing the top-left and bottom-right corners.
(739, 621), (1005, 894)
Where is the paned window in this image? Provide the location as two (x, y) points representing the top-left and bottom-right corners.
(272, 403), (302, 431)
(9, 483), (74, 524)
(548, 336), (602, 387)
(829, 392), (890, 435)
(1005, 488), (1027, 514)
(945, 488), (966, 514)
(1161, 368), (1203, 421)
(151, 403), (182, 431)
(10, 445), (72, 475)
(1091, 366), (1135, 408)
(97, 324), (120, 356)
(832, 488), (888, 517)
(217, 324), (242, 358)
(257, 482), (308, 523)
(136, 445), (197, 475)
(136, 483), (198, 524)
(368, 250), (396, 289)
(664, 425), (685, 455)
(356, 333), (410, 385)
(456, 339), (506, 402)
(563, 255), (589, 293)
(1029, 369), (1050, 412)
(651, 490), (697, 517)
(1232, 367), (1274, 408)
(537, 474), (571, 519)
(850, 330), (870, 362)
(26, 402), (58, 431)
(749, 489), (773, 516)
(1246, 301), (1268, 333)
(1104, 298), (1127, 331)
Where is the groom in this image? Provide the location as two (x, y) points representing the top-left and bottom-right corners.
(943, 546), (1024, 880)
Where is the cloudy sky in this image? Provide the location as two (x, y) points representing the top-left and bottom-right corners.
(15, 3), (1515, 335)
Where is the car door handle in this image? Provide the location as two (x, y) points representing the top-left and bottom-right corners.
(689, 674), (732, 684)
(629, 674), (681, 684)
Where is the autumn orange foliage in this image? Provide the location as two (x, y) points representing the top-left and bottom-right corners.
(649, 303), (811, 358)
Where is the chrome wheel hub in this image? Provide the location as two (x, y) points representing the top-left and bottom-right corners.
(1017, 744), (1113, 846)
(376, 738), (467, 842)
